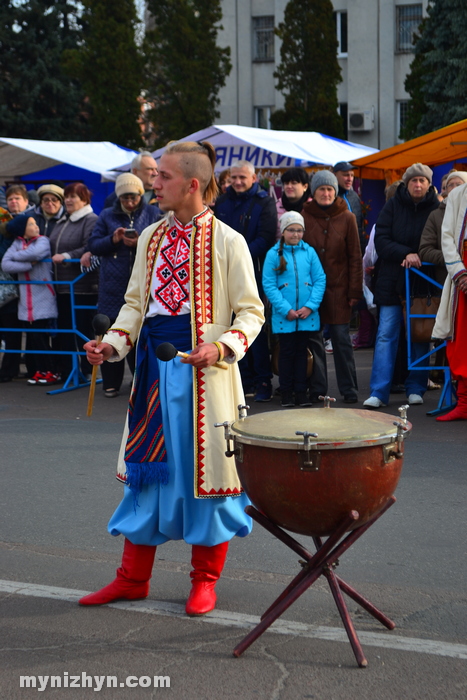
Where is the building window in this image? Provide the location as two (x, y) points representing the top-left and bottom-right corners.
(253, 16), (274, 61)
(255, 106), (273, 130)
(397, 101), (409, 140)
(334, 11), (348, 57)
(396, 4), (423, 53)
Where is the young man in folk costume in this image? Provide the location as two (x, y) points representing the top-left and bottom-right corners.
(80, 141), (265, 615)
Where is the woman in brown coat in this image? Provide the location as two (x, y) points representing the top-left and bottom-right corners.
(302, 170), (363, 403)
(419, 171), (467, 285)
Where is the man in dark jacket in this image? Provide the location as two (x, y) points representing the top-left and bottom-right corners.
(214, 160), (277, 401)
(88, 173), (162, 397)
(363, 163), (439, 409)
(333, 162), (364, 251)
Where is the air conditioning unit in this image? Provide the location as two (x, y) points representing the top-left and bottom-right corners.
(348, 110), (374, 132)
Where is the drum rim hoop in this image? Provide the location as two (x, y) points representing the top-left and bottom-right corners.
(230, 431), (411, 451)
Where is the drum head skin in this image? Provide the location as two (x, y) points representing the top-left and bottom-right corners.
(232, 408), (411, 448)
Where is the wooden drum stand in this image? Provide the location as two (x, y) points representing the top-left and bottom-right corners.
(233, 497), (397, 668)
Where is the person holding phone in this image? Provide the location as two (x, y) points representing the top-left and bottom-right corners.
(88, 174), (162, 397)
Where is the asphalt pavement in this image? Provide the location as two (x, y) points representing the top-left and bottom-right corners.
(1, 348), (466, 699)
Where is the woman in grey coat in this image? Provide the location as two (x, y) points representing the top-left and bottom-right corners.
(49, 183), (98, 379)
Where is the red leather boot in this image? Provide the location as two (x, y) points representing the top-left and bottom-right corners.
(79, 539), (157, 606)
(437, 378), (467, 421)
(185, 542), (229, 616)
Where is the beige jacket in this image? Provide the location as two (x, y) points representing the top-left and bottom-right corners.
(102, 209), (265, 497)
(432, 184), (467, 340)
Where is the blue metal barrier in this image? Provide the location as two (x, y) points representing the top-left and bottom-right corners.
(404, 264), (456, 416)
(0, 258), (100, 395)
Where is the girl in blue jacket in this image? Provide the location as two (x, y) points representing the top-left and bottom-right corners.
(263, 212), (326, 407)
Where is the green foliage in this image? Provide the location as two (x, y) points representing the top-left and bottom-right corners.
(403, 0), (467, 139)
(401, 41), (428, 141)
(270, 0), (344, 138)
(144, 0), (231, 148)
(63, 0), (143, 148)
(0, 1), (89, 140)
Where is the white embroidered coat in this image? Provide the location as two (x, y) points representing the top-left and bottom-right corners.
(102, 209), (265, 497)
(433, 184), (467, 340)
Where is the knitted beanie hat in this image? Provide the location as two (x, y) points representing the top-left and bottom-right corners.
(115, 173), (144, 198)
(5, 213), (34, 238)
(402, 163), (433, 185)
(279, 211), (305, 235)
(37, 184), (65, 202)
(310, 170), (339, 197)
(446, 170), (467, 186)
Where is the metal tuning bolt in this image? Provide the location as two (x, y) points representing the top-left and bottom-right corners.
(295, 430), (319, 449)
(295, 430), (319, 438)
(398, 404), (409, 426)
(392, 420), (409, 456)
(318, 395), (336, 409)
(214, 421), (237, 458)
(237, 404), (250, 419)
(295, 430), (320, 471)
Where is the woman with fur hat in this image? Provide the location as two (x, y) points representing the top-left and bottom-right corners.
(34, 184), (65, 237)
(88, 173), (162, 397)
(302, 170), (363, 404)
(263, 212), (326, 407)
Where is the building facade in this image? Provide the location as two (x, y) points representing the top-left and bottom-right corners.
(216, 0), (430, 150)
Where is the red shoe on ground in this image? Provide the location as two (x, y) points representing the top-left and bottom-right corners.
(79, 539), (157, 606)
(27, 372), (46, 385)
(38, 372), (61, 385)
(436, 378), (467, 421)
(185, 542), (229, 616)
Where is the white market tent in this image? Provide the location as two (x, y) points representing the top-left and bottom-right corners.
(0, 137), (137, 184)
(150, 124), (379, 172)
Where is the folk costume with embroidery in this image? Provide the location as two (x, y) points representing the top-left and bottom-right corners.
(433, 183), (467, 347)
(432, 182), (467, 421)
(102, 209), (264, 547)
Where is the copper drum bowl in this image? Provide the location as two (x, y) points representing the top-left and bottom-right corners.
(221, 407), (411, 537)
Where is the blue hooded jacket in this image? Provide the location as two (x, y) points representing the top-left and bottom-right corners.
(263, 239), (326, 334)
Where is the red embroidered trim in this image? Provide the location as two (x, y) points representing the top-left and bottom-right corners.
(193, 214), (213, 327)
(153, 225), (191, 314)
(191, 211), (214, 495)
(108, 329), (133, 347)
(145, 220), (170, 306)
(197, 486), (243, 497)
(225, 328), (249, 351)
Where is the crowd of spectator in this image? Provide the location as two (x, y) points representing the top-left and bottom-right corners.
(1, 150), (465, 420)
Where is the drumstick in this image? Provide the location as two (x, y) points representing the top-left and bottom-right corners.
(156, 342), (228, 370)
(86, 314), (111, 417)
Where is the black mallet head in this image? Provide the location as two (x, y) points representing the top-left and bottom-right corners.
(92, 314), (111, 337)
(156, 342), (178, 362)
